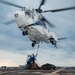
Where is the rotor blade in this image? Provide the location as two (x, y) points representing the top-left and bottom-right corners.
(3, 20), (15, 25)
(42, 6), (75, 13)
(58, 38), (67, 40)
(45, 19), (55, 28)
(0, 0), (23, 8)
(39, 0), (46, 9)
(43, 16), (55, 28)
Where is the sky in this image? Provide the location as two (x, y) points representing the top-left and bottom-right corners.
(0, 0), (75, 67)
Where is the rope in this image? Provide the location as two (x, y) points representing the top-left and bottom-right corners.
(36, 45), (40, 56)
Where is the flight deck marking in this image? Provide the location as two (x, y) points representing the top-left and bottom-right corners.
(18, 71), (28, 73)
(42, 68), (65, 75)
(0, 71), (8, 74)
(0, 71), (16, 74)
(31, 72), (42, 74)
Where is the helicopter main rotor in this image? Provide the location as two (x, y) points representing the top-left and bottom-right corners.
(0, 0), (75, 13)
(0, 0), (75, 28)
(0, 0), (23, 8)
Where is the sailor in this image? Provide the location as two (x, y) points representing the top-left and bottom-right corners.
(27, 55), (32, 65)
(31, 54), (37, 63)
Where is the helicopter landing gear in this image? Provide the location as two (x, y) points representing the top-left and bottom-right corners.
(49, 37), (57, 47)
(22, 31), (28, 36)
(32, 41), (36, 47)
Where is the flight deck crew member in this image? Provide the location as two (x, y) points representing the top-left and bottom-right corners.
(31, 54), (37, 63)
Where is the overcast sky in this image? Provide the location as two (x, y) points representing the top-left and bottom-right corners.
(0, 0), (75, 67)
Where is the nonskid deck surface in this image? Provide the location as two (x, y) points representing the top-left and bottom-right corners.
(0, 67), (75, 75)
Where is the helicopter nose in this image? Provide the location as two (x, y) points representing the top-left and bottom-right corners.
(14, 13), (18, 17)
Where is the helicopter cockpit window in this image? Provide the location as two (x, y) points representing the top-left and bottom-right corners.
(25, 10), (31, 16)
(35, 21), (40, 25)
(25, 8), (35, 19)
(31, 21), (41, 26)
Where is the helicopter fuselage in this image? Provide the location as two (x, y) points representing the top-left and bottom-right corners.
(14, 8), (57, 47)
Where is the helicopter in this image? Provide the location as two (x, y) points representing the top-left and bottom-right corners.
(0, 0), (75, 47)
